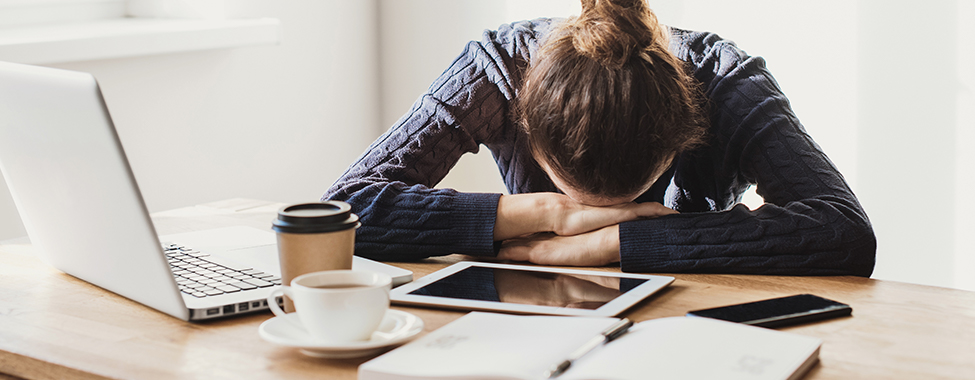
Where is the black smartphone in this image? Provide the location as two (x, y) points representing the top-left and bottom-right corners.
(686, 294), (852, 328)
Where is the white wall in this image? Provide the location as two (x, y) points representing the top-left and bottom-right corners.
(955, 1), (975, 292)
(0, 0), (382, 240)
(2, 0), (973, 291)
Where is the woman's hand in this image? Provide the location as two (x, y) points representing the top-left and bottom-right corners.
(497, 225), (622, 266)
(494, 194), (676, 266)
(553, 197), (676, 236)
(493, 193), (675, 241)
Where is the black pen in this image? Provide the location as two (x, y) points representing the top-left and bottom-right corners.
(544, 318), (634, 378)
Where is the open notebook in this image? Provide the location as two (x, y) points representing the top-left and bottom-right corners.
(359, 312), (822, 380)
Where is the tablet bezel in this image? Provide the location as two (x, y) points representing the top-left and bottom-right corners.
(389, 261), (674, 317)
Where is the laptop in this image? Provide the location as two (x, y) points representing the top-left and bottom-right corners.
(0, 61), (412, 321)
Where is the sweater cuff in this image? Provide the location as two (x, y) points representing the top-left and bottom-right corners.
(451, 192), (503, 257)
(619, 219), (670, 273)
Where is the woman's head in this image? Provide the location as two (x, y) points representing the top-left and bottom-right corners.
(518, 0), (707, 205)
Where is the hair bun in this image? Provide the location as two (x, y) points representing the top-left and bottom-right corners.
(571, 0), (661, 68)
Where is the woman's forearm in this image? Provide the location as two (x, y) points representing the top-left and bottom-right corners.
(493, 193), (561, 241)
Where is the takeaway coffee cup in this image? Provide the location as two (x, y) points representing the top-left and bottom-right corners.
(267, 270), (407, 343)
(272, 201), (360, 312)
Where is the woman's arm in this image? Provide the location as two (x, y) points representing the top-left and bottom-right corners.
(324, 36), (513, 261)
(618, 33), (876, 276)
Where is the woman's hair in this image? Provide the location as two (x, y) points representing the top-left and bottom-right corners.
(518, 0), (707, 198)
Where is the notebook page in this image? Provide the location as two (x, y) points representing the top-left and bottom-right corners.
(563, 317), (822, 380)
(359, 312), (619, 380)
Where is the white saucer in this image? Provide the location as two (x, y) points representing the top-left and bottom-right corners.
(258, 309), (424, 359)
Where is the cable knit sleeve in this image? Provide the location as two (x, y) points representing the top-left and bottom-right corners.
(619, 31), (876, 276)
(322, 21), (545, 261)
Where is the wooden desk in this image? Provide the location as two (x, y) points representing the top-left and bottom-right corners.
(1, 199), (974, 379)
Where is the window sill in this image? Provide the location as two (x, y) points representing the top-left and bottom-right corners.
(0, 17), (280, 64)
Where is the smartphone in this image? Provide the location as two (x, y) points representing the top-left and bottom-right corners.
(686, 294), (852, 328)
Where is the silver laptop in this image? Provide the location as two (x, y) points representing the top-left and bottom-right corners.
(0, 61), (412, 321)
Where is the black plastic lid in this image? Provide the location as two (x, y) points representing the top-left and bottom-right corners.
(271, 201), (360, 234)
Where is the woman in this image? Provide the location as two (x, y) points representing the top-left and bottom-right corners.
(324, 0), (876, 276)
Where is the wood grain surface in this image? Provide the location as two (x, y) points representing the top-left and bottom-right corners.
(1, 199), (972, 379)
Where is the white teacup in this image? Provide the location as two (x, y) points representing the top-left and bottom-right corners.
(268, 270), (401, 344)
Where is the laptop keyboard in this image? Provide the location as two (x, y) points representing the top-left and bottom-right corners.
(163, 243), (282, 298)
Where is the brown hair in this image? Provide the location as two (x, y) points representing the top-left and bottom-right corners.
(518, 0), (707, 198)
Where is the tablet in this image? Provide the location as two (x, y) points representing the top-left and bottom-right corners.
(389, 262), (674, 317)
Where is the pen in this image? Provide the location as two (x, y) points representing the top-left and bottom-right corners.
(544, 318), (634, 378)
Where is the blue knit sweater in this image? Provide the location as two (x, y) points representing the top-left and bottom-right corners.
(324, 19), (876, 276)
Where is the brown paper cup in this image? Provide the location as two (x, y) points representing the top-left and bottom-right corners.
(272, 201), (360, 312)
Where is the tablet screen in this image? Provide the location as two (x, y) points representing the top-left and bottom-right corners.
(407, 265), (648, 310)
